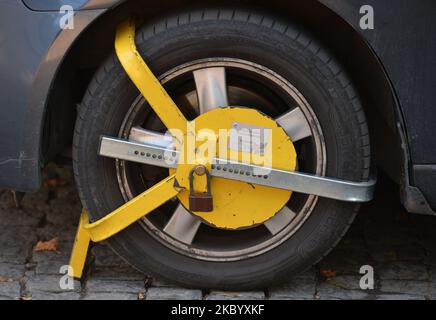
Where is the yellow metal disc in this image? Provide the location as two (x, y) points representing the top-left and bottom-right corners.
(173, 107), (297, 229)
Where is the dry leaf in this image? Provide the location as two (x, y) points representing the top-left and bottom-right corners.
(34, 237), (59, 252)
(320, 269), (337, 279)
(44, 178), (67, 188)
(0, 276), (13, 283)
(138, 292), (146, 300)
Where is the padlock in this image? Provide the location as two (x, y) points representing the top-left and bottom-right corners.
(189, 166), (213, 212)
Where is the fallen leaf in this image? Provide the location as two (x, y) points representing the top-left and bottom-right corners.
(34, 237), (59, 252)
(329, 281), (348, 289)
(44, 178), (67, 188)
(320, 269), (337, 279)
(0, 276), (13, 283)
(138, 292), (146, 300)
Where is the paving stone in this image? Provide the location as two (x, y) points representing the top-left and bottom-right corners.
(0, 262), (26, 279)
(86, 279), (145, 293)
(369, 244), (426, 262)
(0, 281), (21, 300)
(377, 262), (429, 281)
(32, 246), (73, 275)
(334, 236), (366, 251)
(320, 275), (364, 291)
(92, 244), (130, 268)
(365, 225), (416, 246)
(26, 274), (81, 293)
(419, 225), (436, 258)
(34, 260), (70, 276)
(316, 283), (371, 300)
(18, 191), (51, 216)
(379, 280), (429, 297)
(0, 206), (42, 227)
(280, 267), (317, 283)
(30, 292), (81, 300)
(54, 184), (77, 201)
(319, 249), (369, 275)
(376, 294), (425, 300)
(335, 222), (366, 250)
(150, 276), (175, 287)
(431, 278), (436, 299)
(0, 227), (37, 264)
(146, 287), (202, 300)
(35, 224), (76, 244)
(206, 291), (265, 300)
(0, 296), (17, 301)
(0, 190), (16, 210)
(46, 197), (82, 227)
(83, 292), (139, 300)
(270, 277), (316, 300)
(90, 267), (144, 281)
(269, 289), (314, 300)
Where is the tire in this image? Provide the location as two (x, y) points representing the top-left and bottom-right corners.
(73, 8), (370, 290)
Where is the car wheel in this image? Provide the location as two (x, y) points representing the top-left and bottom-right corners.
(73, 8), (370, 290)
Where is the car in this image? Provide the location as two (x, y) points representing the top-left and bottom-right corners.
(0, 0), (435, 290)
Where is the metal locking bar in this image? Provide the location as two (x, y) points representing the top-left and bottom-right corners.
(99, 135), (376, 202)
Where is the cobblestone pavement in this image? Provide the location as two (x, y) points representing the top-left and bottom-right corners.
(1, 164), (435, 300)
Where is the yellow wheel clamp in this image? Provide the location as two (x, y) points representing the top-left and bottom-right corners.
(69, 19), (376, 278)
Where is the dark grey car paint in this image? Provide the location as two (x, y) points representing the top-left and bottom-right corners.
(0, 0), (435, 212)
(0, 0), (107, 191)
(23, 0), (120, 11)
(320, 0), (436, 210)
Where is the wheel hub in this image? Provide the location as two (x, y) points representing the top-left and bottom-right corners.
(173, 107), (297, 229)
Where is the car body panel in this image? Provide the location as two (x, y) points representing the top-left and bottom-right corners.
(23, 0), (120, 11)
(320, 0), (436, 211)
(321, 0), (436, 164)
(0, 0), (105, 190)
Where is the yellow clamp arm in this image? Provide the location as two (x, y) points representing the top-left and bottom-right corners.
(70, 18), (189, 279)
(115, 19), (188, 135)
(69, 175), (180, 278)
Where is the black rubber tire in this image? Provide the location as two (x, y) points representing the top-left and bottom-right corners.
(73, 8), (370, 290)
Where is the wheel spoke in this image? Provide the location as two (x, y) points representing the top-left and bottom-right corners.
(193, 67), (229, 113)
(129, 127), (201, 243)
(276, 108), (312, 142)
(163, 204), (202, 244)
(264, 206), (297, 235)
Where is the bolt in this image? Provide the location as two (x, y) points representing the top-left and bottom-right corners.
(194, 165), (207, 176)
